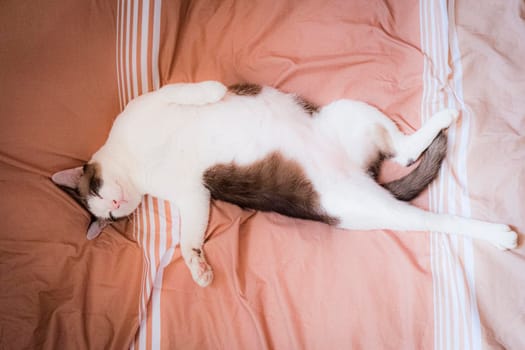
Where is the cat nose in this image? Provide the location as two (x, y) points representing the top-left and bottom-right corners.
(112, 200), (120, 209)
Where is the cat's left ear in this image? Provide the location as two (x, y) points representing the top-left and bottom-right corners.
(51, 166), (84, 189)
(87, 219), (108, 240)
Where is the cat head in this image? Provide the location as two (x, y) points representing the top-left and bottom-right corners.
(52, 162), (142, 239)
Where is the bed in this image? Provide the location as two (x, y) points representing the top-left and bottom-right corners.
(1, 0), (523, 349)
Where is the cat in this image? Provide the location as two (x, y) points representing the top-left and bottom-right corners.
(52, 81), (518, 287)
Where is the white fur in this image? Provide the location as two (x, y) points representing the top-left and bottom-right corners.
(75, 81), (516, 287)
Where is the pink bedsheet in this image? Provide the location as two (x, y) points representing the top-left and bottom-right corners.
(1, 0), (523, 349)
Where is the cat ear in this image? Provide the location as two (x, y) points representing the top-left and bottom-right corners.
(87, 219), (108, 240)
(51, 166), (84, 189)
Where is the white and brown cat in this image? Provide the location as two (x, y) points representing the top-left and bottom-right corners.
(52, 81), (518, 287)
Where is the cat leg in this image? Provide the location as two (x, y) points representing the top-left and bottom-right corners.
(317, 101), (458, 168)
(316, 100), (397, 167)
(175, 187), (214, 287)
(388, 109), (459, 166)
(322, 177), (518, 249)
(157, 81), (227, 106)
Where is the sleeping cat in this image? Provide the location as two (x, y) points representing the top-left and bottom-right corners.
(52, 81), (518, 287)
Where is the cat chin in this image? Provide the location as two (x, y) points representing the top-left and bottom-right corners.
(112, 195), (143, 218)
(86, 197), (135, 220)
(115, 201), (141, 218)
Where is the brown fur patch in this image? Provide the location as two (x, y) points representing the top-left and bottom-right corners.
(228, 83), (262, 96)
(295, 96), (320, 115)
(78, 162), (102, 198)
(203, 152), (338, 225)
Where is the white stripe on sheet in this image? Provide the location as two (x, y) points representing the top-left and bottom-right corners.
(447, 0), (482, 347)
(115, 0), (123, 110)
(140, 0), (150, 93)
(116, 1), (178, 349)
(152, 199), (165, 349)
(151, 0), (162, 91)
(420, 0), (481, 349)
(139, 199), (149, 350)
(131, 0), (139, 98)
(124, 0), (132, 104)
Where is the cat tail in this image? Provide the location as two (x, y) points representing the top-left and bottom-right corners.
(382, 131), (447, 201)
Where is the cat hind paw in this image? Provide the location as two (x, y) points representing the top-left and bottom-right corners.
(488, 225), (518, 250)
(434, 108), (460, 129)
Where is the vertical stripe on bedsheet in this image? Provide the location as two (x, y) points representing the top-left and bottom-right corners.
(420, 0), (481, 349)
(115, 1), (177, 349)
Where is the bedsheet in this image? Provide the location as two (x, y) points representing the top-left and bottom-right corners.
(1, 0), (523, 349)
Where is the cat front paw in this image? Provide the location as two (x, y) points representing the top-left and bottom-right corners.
(202, 81), (227, 104)
(188, 249), (214, 287)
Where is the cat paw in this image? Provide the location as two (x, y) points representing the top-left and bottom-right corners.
(188, 251), (214, 287)
(433, 108), (460, 129)
(487, 225), (518, 250)
(159, 81), (226, 106)
(201, 81), (227, 104)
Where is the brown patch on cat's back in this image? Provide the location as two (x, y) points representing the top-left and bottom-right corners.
(203, 152), (338, 225)
(228, 83), (262, 96)
(295, 95), (320, 115)
(78, 162), (102, 198)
